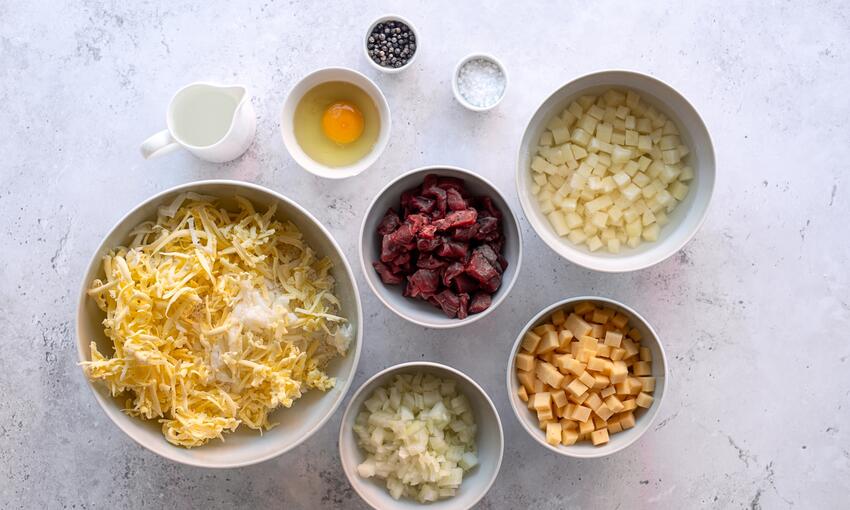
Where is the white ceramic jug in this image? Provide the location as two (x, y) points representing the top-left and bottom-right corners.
(141, 82), (256, 163)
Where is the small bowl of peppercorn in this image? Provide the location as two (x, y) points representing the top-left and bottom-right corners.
(364, 15), (418, 73)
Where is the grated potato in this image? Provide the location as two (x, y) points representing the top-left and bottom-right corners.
(81, 193), (351, 447)
(530, 89), (692, 252)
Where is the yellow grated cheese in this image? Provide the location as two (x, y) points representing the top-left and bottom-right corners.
(81, 194), (351, 448)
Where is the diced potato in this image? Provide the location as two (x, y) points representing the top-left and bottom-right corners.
(536, 361), (565, 388)
(578, 371), (596, 389)
(638, 376), (656, 392)
(610, 361), (628, 384)
(604, 395), (625, 413)
(669, 181), (689, 201)
(586, 235), (603, 252)
(619, 412), (636, 429)
(571, 128), (592, 146)
(552, 125), (570, 145)
(537, 330), (560, 354)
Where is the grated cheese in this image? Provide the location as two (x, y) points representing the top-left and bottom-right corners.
(82, 194), (351, 447)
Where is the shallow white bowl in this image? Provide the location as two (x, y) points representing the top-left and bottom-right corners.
(363, 15), (419, 74)
(75, 180), (363, 468)
(281, 67), (391, 179)
(359, 165), (522, 329)
(339, 361), (504, 510)
(452, 53), (508, 112)
(516, 70), (716, 272)
(506, 296), (668, 458)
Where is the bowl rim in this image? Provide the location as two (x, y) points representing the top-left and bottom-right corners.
(280, 66), (391, 179)
(338, 360), (505, 510)
(358, 164), (523, 329)
(363, 14), (419, 74)
(505, 295), (669, 458)
(74, 179), (364, 468)
(515, 68), (716, 272)
(451, 53), (508, 112)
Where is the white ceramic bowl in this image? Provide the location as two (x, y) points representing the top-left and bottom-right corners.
(516, 70), (716, 272)
(359, 165), (522, 328)
(363, 15), (419, 74)
(339, 361), (504, 510)
(75, 180), (363, 468)
(506, 296), (668, 458)
(452, 53), (508, 112)
(281, 67), (391, 179)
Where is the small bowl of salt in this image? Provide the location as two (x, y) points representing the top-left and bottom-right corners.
(452, 53), (508, 112)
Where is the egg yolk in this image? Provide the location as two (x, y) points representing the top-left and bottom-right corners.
(321, 101), (364, 144)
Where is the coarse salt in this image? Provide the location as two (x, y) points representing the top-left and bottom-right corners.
(456, 58), (506, 108)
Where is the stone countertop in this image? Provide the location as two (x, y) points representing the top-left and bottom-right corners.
(1, 1), (848, 508)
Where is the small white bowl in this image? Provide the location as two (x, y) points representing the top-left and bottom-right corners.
(363, 15), (419, 74)
(280, 67), (391, 179)
(359, 165), (523, 329)
(452, 53), (508, 112)
(516, 70), (715, 272)
(506, 296), (668, 458)
(339, 361), (504, 510)
(76, 180), (363, 468)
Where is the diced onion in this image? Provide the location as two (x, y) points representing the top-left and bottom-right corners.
(353, 373), (478, 503)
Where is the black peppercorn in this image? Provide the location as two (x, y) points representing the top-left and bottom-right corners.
(367, 18), (416, 69)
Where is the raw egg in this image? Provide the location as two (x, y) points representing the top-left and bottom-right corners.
(293, 81), (380, 167)
(322, 101), (364, 144)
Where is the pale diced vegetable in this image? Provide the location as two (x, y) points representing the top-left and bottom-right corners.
(530, 88), (692, 252)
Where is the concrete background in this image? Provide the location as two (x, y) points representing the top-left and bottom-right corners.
(1, 0), (848, 508)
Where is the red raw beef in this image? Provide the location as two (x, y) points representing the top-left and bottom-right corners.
(468, 292), (492, 314)
(453, 273), (480, 294)
(434, 209), (477, 231)
(417, 253), (447, 270)
(407, 269), (440, 298)
(476, 196), (502, 219)
(465, 250), (499, 283)
(418, 224), (438, 239)
(416, 237), (441, 252)
(480, 274), (501, 293)
(442, 262), (465, 287)
(410, 196), (436, 214)
(373, 261), (402, 284)
(405, 213), (430, 234)
(457, 293), (470, 319)
(432, 289), (460, 318)
(378, 208), (401, 236)
(451, 224), (479, 241)
(437, 239), (468, 259)
(475, 216), (499, 237)
(446, 188), (467, 211)
(373, 173), (508, 319)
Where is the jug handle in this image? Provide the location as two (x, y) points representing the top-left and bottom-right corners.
(140, 130), (180, 159)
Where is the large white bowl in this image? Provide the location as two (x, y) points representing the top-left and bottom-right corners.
(281, 67), (391, 179)
(359, 165), (523, 329)
(75, 180), (363, 468)
(517, 70), (716, 272)
(339, 361), (504, 510)
(506, 296), (668, 458)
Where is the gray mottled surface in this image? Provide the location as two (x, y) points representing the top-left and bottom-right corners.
(1, 0), (848, 508)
